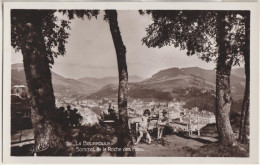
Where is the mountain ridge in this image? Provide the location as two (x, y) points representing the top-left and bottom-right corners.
(11, 63), (97, 95)
(11, 63), (245, 100)
(78, 75), (144, 89)
(89, 66), (245, 100)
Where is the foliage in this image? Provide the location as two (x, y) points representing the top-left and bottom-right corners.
(11, 10), (99, 66)
(59, 10), (99, 20)
(140, 10), (248, 66)
(184, 97), (215, 114)
(181, 88), (215, 113)
(190, 142), (249, 157)
(181, 87), (243, 115)
(129, 88), (172, 101)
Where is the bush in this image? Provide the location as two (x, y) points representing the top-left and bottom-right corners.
(190, 142), (249, 157)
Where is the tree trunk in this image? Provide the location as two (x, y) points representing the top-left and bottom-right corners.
(18, 11), (65, 155)
(105, 10), (134, 156)
(240, 53), (250, 143)
(239, 12), (250, 143)
(215, 11), (236, 146)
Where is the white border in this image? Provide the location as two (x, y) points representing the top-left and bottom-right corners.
(2, 2), (259, 164)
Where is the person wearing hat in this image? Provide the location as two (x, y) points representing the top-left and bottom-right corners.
(157, 109), (168, 140)
(134, 109), (152, 145)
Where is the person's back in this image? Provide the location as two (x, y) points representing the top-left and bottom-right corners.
(70, 109), (77, 126)
(107, 108), (117, 121)
(75, 113), (82, 126)
(64, 108), (71, 127)
(58, 107), (65, 124)
(67, 105), (72, 116)
(110, 110), (117, 121)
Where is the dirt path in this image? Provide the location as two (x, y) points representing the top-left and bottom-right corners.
(11, 128), (213, 157)
(134, 134), (205, 157)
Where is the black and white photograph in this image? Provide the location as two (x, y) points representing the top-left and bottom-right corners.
(2, 1), (259, 164)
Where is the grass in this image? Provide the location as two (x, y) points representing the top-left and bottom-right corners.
(189, 142), (249, 157)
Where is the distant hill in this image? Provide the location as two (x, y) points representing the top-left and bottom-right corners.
(140, 67), (215, 92)
(89, 67), (246, 100)
(11, 63), (97, 96)
(141, 67), (244, 92)
(11, 63), (245, 101)
(86, 84), (118, 99)
(78, 75), (144, 89)
(231, 67), (245, 79)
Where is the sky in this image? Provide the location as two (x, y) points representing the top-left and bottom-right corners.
(11, 10), (217, 79)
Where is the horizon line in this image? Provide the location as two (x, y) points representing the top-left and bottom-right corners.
(11, 62), (244, 80)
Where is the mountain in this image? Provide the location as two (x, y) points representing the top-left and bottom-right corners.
(11, 64), (27, 86)
(140, 67), (215, 91)
(78, 75), (144, 89)
(129, 75), (145, 82)
(141, 67), (244, 91)
(231, 67), (245, 79)
(11, 64), (245, 101)
(11, 63), (97, 96)
(89, 67), (246, 100)
(86, 84), (118, 99)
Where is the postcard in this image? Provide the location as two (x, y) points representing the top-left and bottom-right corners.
(2, 1), (259, 164)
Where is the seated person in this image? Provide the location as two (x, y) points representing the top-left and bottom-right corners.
(135, 109), (152, 145)
(70, 108), (80, 127)
(106, 108), (117, 121)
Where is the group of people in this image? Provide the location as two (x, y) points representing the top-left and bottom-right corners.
(55, 104), (168, 144)
(135, 109), (168, 145)
(57, 105), (83, 128)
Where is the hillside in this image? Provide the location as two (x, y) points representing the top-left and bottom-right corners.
(89, 67), (245, 100)
(11, 64), (245, 101)
(86, 84), (118, 99)
(231, 67), (245, 79)
(78, 75), (144, 89)
(11, 63), (97, 96)
(142, 67), (244, 90)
